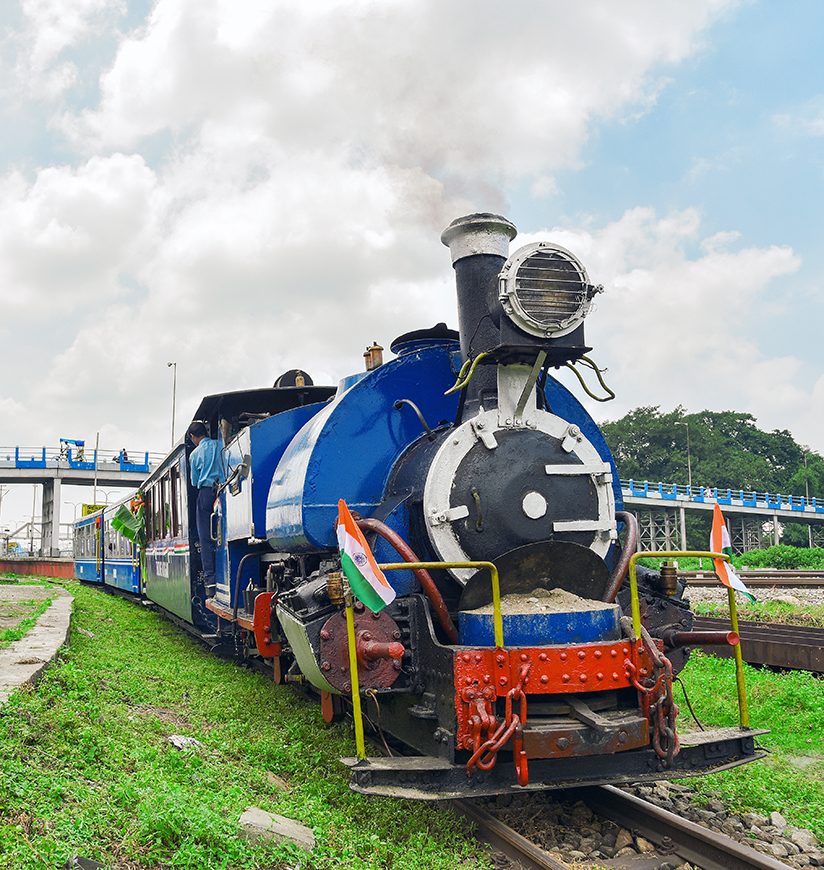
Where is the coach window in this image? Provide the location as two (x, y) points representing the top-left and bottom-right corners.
(152, 484), (162, 541)
(170, 465), (181, 537)
(161, 474), (171, 536)
(144, 488), (153, 541)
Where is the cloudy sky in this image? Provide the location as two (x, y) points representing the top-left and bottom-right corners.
(1, 0), (822, 528)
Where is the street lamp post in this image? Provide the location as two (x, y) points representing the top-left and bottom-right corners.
(63, 500), (82, 521)
(803, 451), (812, 548)
(97, 489), (116, 505)
(168, 362), (177, 447)
(675, 421), (692, 490)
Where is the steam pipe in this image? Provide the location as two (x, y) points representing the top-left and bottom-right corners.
(662, 629), (740, 649)
(604, 511), (639, 602)
(393, 399), (436, 440)
(356, 517), (459, 643)
(233, 551), (259, 621)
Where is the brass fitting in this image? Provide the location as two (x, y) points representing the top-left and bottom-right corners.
(659, 560), (678, 597)
(326, 571), (345, 607)
(364, 341), (384, 371)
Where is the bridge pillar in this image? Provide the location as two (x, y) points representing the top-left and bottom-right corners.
(638, 509), (679, 552)
(40, 479), (61, 557)
(771, 513), (780, 546)
(679, 507), (687, 551)
(730, 516), (764, 554)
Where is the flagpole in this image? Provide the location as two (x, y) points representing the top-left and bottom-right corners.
(727, 586), (750, 727)
(344, 582), (367, 761)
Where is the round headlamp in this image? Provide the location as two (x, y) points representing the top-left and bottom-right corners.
(498, 242), (602, 338)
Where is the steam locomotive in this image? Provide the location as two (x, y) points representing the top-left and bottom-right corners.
(77, 213), (761, 799)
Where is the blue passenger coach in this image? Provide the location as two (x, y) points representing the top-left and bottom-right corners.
(103, 499), (141, 594)
(73, 509), (104, 583)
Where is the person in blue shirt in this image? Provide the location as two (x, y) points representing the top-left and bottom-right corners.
(186, 421), (225, 597)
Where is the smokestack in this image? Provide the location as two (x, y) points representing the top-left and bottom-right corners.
(441, 213), (517, 416)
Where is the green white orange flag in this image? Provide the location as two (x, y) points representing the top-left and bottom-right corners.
(709, 503), (756, 603)
(337, 500), (396, 613)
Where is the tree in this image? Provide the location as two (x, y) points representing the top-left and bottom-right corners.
(602, 408), (823, 547)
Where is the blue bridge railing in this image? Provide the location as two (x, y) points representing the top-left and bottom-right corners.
(0, 447), (167, 475)
(623, 479), (824, 515)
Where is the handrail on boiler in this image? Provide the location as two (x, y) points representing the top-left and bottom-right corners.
(628, 550), (750, 728)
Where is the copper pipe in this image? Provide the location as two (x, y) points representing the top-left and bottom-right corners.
(356, 517), (459, 643)
(662, 629), (740, 649)
(604, 511), (638, 602)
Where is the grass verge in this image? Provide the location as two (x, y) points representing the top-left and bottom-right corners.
(0, 597), (54, 648)
(677, 651), (824, 836)
(0, 580), (487, 869)
(690, 598), (824, 627)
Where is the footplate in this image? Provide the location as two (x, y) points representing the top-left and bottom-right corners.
(343, 727), (768, 800)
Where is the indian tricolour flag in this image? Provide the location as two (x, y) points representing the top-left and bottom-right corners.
(337, 500), (396, 613)
(710, 503), (756, 603)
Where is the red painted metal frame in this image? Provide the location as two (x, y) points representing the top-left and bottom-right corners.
(204, 593), (282, 658)
(453, 639), (657, 751)
(252, 592), (281, 658)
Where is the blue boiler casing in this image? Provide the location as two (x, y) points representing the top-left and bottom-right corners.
(265, 340), (461, 554)
(265, 338), (624, 596)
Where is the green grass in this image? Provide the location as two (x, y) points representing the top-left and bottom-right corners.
(638, 544), (824, 572)
(677, 652), (824, 835)
(691, 598), (824, 627)
(0, 597), (54, 648)
(0, 581), (488, 869)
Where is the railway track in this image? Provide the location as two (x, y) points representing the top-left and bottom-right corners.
(693, 616), (824, 672)
(456, 786), (794, 870)
(683, 570), (824, 588)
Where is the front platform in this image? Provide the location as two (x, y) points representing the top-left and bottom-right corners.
(343, 726), (767, 800)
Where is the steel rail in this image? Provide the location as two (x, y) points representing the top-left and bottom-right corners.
(693, 617), (824, 672)
(580, 785), (792, 870)
(684, 570), (824, 588)
(452, 800), (569, 870)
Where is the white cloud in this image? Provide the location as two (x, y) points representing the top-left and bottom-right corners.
(23, 0), (824, 532)
(63, 0), (736, 186)
(772, 95), (824, 138)
(7, 0), (125, 99)
(0, 153), (158, 311)
(521, 209), (824, 450)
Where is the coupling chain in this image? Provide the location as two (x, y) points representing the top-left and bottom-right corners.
(623, 622), (681, 766)
(466, 662), (531, 785)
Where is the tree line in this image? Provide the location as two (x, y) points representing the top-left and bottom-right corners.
(601, 407), (824, 547)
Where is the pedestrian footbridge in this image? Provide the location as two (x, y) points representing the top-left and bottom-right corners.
(621, 479), (824, 551)
(0, 445), (166, 556)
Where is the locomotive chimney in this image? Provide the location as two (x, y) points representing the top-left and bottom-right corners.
(441, 213), (517, 416)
